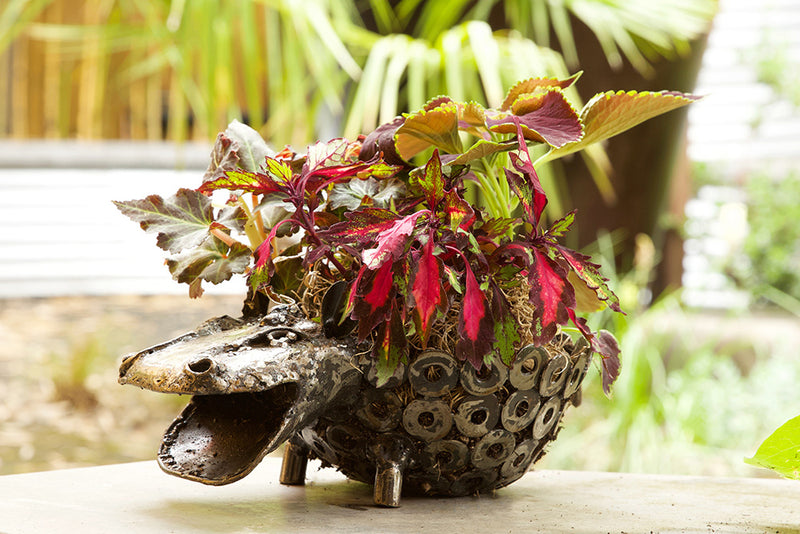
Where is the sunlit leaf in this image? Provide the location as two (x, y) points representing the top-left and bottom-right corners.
(449, 139), (516, 166)
(544, 210), (576, 239)
(541, 90), (701, 163)
(395, 98), (462, 160)
(499, 73), (582, 111)
(557, 245), (622, 312)
(202, 120), (274, 182)
(200, 169), (284, 196)
(746, 415), (800, 480)
(441, 189), (475, 231)
(321, 207), (399, 246)
(417, 150), (445, 208)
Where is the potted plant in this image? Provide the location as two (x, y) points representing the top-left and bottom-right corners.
(115, 74), (697, 506)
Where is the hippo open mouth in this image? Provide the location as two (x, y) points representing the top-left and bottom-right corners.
(118, 306), (361, 486)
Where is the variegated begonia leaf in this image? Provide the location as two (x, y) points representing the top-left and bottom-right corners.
(167, 236), (250, 287)
(455, 263), (496, 369)
(527, 247), (575, 345)
(540, 90), (702, 163)
(202, 119), (274, 182)
(114, 188), (243, 254)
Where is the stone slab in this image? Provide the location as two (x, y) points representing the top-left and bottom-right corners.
(1, 458), (799, 533)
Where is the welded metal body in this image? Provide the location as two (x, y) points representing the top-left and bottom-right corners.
(119, 304), (590, 506)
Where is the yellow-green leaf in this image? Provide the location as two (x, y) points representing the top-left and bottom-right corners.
(540, 90), (701, 164)
(745, 415), (800, 480)
(395, 99), (462, 160)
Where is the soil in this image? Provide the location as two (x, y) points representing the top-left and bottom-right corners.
(0, 294), (245, 475)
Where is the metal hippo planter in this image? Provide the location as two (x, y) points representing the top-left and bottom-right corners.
(119, 304), (591, 507)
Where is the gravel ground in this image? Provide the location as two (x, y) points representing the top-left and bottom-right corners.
(0, 294), (245, 475)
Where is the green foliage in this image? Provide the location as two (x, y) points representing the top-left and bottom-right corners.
(741, 171), (800, 306)
(746, 415), (800, 479)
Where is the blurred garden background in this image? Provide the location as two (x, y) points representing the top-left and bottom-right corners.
(2, 0), (800, 478)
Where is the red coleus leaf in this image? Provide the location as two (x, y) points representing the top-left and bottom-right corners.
(568, 309), (621, 395)
(372, 305), (408, 386)
(504, 124), (548, 227)
(455, 263), (496, 369)
(411, 239), (445, 348)
(362, 210), (429, 269)
(528, 247), (575, 345)
(200, 168), (286, 196)
(417, 149), (446, 209)
(352, 259), (396, 340)
(556, 245), (622, 313)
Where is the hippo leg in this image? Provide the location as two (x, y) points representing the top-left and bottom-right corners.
(279, 441), (309, 486)
(370, 434), (412, 508)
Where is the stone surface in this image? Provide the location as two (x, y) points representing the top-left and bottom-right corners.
(1, 458), (799, 533)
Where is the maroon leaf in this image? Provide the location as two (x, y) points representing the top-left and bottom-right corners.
(455, 263), (496, 369)
(362, 210), (430, 269)
(568, 309), (621, 395)
(528, 248), (575, 345)
(486, 88), (582, 148)
(372, 305), (408, 386)
(556, 245), (622, 313)
(411, 239), (445, 348)
(504, 123), (547, 227)
(352, 259), (396, 340)
(359, 116), (408, 166)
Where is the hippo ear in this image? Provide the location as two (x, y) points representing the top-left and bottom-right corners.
(321, 280), (357, 338)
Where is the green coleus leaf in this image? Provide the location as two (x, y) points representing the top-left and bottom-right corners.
(395, 97), (462, 160)
(372, 305), (408, 387)
(491, 283), (521, 367)
(540, 90), (702, 164)
(202, 120), (274, 182)
(455, 263), (496, 369)
(167, 236), (250, 286)
(114, 188), (243, 254)
(746, 415), (800, 480)
(544, 210), (576, 239)
(200, 168), (285, 196)
(411, 239), (446, 348)
(486, 88), (582, 149)
(499, 73), (582, 111)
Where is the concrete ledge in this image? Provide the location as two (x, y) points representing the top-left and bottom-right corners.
(1, 458), (799, 533)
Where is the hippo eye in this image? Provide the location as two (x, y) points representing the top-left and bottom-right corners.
(246, 328), (302, 348)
